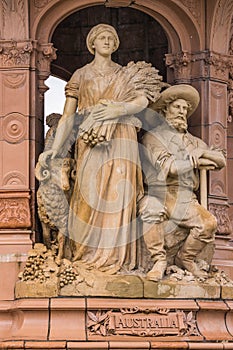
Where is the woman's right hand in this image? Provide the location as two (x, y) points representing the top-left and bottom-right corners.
(90, 100), (126, 121)
(38, 149), (58, 168)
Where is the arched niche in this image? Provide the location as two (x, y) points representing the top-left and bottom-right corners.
(32, 0), (202, 54)
(33, 0), (203, 163)
(50, 6), (169, 82)
(33, 0), (203, 123)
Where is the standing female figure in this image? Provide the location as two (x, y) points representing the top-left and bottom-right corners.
(39, 24), (163, 274)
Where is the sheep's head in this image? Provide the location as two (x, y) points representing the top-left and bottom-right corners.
(59, 158), (76, 191)
(35, 158), (76, 191)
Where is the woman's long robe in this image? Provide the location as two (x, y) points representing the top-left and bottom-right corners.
(65, 61), (162, 272)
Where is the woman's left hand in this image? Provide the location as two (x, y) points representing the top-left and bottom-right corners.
(90, 100), (126, 121)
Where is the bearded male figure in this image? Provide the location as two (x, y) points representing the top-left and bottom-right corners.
(139, 84), (226, 281)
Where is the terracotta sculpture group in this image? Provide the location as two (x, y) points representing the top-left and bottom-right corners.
(36, 24), (226, 283)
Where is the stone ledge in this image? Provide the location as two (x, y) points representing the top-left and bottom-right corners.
(15, 273), (230, 299)
(1, 341), (233, 349)
(144, 279), (221, 299)
(222, 284), (233, 299)
(60, 274), (144, 298)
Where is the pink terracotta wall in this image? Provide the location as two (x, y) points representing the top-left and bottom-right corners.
(0, 0), (233, 302)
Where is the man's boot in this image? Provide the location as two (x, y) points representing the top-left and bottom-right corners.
(175, 234), (209, 278)
(143, 222), (167, 281)
(146, 259), (167, 282)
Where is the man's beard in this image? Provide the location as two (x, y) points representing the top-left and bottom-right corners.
(167, 118), (188, 132)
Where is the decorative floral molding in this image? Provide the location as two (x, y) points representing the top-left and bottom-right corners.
(36, 43), (57, 73)
(0, 40), (33, 67)
(0, 197), (31, 228)
(204, 51), (232, 81)
(209, 203), (232, 235)
(36, 42), (57, 97)
(166, 51), (233, 82)
(166, 51), (192, 82)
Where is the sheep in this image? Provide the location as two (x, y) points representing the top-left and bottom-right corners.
(35, 113), (78, 263)
(35, 157), (76, 263)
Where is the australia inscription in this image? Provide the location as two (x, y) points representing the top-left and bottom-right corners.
(87, 307), (199, 337)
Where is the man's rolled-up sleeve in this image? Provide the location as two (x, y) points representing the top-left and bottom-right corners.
(142, 138), (175, 182)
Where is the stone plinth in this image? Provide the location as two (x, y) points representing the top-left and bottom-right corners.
(15, 250), (233, 300)
(15, 269), (231, 300)
(1, 297), (233, 349)
(12, 245), (233, 349)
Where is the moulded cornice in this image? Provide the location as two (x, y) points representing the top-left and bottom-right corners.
(166, 50), (233, 82)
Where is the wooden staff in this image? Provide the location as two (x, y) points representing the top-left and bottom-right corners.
(200, 168), (207, 209)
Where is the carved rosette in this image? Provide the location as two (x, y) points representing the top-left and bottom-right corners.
(0, 195), (31, 229)
(0, 40), (33, 68)
(36, 43), (57, 97)
(209, 203), (232, 235)
(209, 124), (226, 150)
(165, 51), (191, 82)
(2, 113), (27, 144)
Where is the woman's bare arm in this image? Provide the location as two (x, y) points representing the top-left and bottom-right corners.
(51, 97), (78, 154)
(38, 97), (77, 167)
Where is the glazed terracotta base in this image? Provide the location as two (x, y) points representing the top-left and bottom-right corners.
(1, 298), (233, 349)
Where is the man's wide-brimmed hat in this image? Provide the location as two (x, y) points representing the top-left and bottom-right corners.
(151, 84), (200, 118)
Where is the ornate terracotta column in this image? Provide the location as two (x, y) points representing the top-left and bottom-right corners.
(0, 0), (57, 299)
(227, 33), (233, 235)
(0, 1), (32, 299)
(166, 50), (233, 276)
(29, 41), (57, 241)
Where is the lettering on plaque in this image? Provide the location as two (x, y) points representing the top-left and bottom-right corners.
(87, 307), (199, 337)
